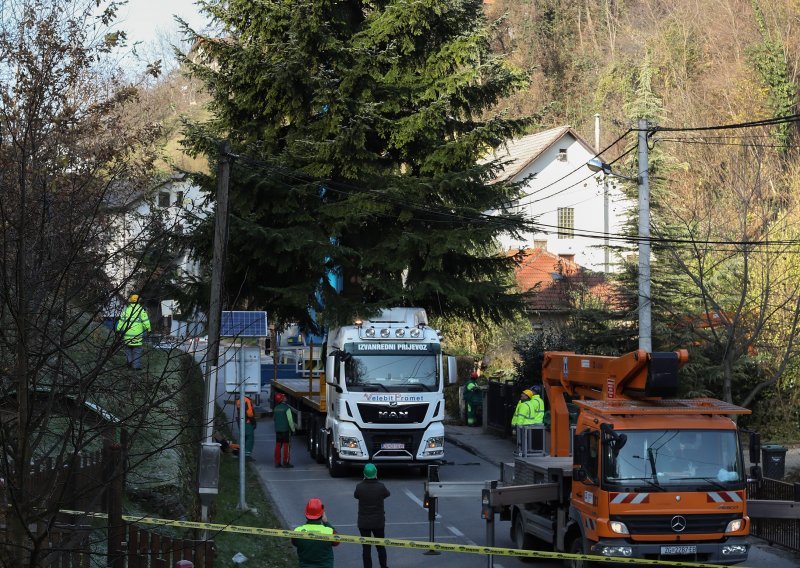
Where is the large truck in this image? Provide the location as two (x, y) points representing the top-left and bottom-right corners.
(269, 307), (456, 476)
(485, 349), (761, 566)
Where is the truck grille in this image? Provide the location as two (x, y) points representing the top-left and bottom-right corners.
(357, 403), (429, 424)
(611, 514), (739, 535)
(361, 431), (426, 460)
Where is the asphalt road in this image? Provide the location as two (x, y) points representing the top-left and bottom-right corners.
(244, 417), (551, 568)
(217, 393), (800, 568)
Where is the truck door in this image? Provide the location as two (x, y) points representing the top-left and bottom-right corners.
(572, 430), (601, 542)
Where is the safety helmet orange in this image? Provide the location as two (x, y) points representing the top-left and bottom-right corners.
(305, 498), (324, 519)
(274, 393), (285, 404)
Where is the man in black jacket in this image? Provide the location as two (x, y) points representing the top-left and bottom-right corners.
(354, 463), (390, 568)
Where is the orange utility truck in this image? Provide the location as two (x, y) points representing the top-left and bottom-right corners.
(486, 349), (761, 566)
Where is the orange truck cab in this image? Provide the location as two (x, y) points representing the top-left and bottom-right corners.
(503, 349), (760, 566)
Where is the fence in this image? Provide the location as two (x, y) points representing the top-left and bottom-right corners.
(126, 525), (215, 568)
(486, 380), (516, 436)
(748, 477), (800, 552)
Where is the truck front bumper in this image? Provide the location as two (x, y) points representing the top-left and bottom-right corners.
(335, 422), (445, 464)
(591, 537), (749, 566)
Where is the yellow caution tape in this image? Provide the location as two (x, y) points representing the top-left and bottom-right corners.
(60, 510), (746, 567)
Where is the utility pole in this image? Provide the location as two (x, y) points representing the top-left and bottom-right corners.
(199, 140), (232, 525)
(637, 119), (652, 352)
(205, 140), (232, 443)
(595, 113), (610, 273)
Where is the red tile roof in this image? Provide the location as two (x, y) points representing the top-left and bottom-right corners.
(512, 248), (621, 312)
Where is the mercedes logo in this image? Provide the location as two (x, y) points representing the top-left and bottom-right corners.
(671, 515), (687, 533)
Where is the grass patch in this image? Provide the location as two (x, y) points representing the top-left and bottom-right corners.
(210, 452), (297, 567)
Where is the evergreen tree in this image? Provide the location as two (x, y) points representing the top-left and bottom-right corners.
(180, 0), (534, 329)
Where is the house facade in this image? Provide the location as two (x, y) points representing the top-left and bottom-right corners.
(106, 174), (209, 338)
(490, 126), (632, 272)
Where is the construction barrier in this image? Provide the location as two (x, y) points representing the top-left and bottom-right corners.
(60, 510), (748, 567)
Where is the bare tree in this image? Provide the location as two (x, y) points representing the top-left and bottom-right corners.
(654, 136), (800, 408)
(0, 2), (205, 565)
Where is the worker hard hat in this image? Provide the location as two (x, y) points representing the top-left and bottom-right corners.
(531, 385), (541, 394)
(522, 389), (534, 399)
(363, 463), (377, 479)
(274, 393), (285, 404)
(470, 371), (479, 379)
(305, 498), (324, 519)
(129, 294), (139, 303)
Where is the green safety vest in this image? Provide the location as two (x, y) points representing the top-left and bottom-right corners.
(512, 396), (545, 426)
(116, 303), (151, 346)
(292, 521), (336, 568)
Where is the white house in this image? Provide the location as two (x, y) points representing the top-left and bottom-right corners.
(488, 126), (632, 272)
(106, 173), (209, 337)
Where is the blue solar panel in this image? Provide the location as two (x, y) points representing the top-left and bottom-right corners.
(220, 311), (268, 337)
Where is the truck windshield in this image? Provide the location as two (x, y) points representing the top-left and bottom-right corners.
(344, 354), (438, 392)
(604, 429), (744, 487)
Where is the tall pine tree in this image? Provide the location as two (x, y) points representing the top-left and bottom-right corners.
(180, 0), (535, 329)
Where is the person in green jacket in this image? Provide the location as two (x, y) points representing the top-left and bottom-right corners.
(464, 371), (483, 426)
(292, 498), (340, 568)
(273, 392), (296, 467)
(116, 294), (151, 370)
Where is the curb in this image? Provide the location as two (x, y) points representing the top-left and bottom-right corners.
(444, 433), (502, 467)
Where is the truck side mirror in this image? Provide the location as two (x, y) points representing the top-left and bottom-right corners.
(749, 431), (761, 464)
(447, 356), (457, 385)
(573, 431), (591, 482)
(325, 355), (339, 386)
(749, 464), (763, 482)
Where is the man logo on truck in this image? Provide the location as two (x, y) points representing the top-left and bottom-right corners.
(378, 410), (409, 420)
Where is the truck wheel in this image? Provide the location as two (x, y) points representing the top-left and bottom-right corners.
(308, 420), (317, 459)
(327, 439), (346, 478)
(513, 513), (535, 551)
(565, 536), (586, 568)
(314, 428), (325, 464)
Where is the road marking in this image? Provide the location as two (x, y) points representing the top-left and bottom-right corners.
(403, 487), (425, 508)
(446, 525), (478, 546)
(403, 487), (441, 519)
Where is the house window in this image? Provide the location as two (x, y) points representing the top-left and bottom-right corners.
(175, 191), (184, 206)
(533, 239), (548, 250)
(557, 208), (574, 239)
(557, 148), (567, 162)
(158, 192), (171, 208)
(559, 254), (575, 263)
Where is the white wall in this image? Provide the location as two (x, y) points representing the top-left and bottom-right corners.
(497, 135), (632, 272)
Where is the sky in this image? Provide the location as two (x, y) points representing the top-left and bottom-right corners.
(118, 0), (208, 48)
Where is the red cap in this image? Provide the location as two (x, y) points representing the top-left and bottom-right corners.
(305, 498), (324, 519)
(274, 393), (285, 403)
(470, 371), (478, 379)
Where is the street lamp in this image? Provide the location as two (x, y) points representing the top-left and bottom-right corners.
(586, 119), (652, 353)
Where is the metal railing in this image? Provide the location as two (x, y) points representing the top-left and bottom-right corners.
(748, 478), (800, 552)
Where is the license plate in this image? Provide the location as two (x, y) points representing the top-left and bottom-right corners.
(381, 443), (404, 450)
(661, 545), (696, 555)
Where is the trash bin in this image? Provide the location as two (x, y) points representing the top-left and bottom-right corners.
(761, 444), (788, 479)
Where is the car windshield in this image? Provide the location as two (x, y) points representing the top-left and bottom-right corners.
(604, 429), (744, 487)
(344, 354), (438, 392)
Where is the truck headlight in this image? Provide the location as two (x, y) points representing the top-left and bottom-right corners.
(609, 521), (629, 535)
(725, 518), (744, 533)
(339, 436), (363, 456)
(424, 436), (444, 455)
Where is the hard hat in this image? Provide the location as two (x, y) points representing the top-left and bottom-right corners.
(274, 393), (285, 404)
(305, 498), (324, 519)
(470, 371), (479, 379)
(363, 463), (377, 479)
(129, 294), (139, 303)
(531, 385), (541, 394)
(522, 389), (534, 399)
